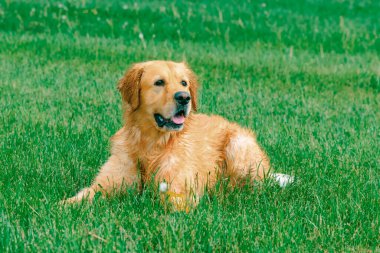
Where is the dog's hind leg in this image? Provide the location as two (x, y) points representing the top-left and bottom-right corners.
(269, 173), (295, 188)
(224, 129), (294, 187)
(224, 129), (270, 184)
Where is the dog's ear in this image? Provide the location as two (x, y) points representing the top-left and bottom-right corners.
(184, 63), (199, 112)
(117, 63), (144, 111)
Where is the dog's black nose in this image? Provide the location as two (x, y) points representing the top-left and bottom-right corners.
(174, 91), (191, 105)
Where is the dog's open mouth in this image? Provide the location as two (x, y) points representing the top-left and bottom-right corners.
(154, 110), (186, 130)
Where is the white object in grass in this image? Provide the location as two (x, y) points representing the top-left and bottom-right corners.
(270, 173), (295, 188)
(159, 182), (168, 193)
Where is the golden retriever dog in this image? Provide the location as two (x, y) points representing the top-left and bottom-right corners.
(63, 60), (292, 209)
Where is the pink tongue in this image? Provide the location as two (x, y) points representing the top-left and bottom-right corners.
(172, 115), (185, 124)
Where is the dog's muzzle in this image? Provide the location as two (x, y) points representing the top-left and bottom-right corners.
(154, 105), (190, 131)
(154, 92), (191, 131)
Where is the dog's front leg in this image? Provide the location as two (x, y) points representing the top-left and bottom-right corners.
(63, 154), (138, 203)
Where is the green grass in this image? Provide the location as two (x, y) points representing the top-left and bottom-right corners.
(1, 0), (379, 251)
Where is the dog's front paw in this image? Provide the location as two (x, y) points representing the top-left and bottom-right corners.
(60, 188), (96, 205)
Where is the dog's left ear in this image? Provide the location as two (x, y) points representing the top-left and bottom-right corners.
(183, 63), (199, 112)
(117, 63), (144, 111)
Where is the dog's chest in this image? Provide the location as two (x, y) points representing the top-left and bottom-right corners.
(139, 151), (181, 181)
(136, 132), (225, 184)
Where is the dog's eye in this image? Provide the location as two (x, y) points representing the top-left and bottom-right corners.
(154, 80), (165, 86)
(181, 80), (188, 87)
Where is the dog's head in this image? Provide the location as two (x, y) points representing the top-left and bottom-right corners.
(118, 61), (198, 132)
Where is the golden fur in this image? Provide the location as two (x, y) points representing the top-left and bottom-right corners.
(64, 61), (270, 209)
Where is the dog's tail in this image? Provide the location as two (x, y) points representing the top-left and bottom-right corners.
(268, 173), (295, 188)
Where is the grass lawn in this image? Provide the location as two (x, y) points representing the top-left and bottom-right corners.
(1, 0), (379, 251)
